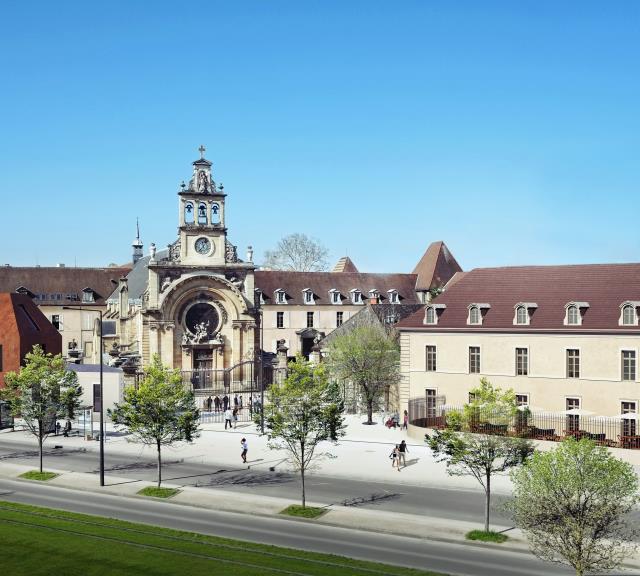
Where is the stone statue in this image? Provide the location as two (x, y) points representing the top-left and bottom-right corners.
(197, 170), (208, 193)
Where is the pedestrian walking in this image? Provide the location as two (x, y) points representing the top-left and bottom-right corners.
(224, 408), (233, 430)
(240, 437), (248, 463)
(207, 395), (213, 412)
(223, 395), (229, 411)
(234, 394), (239, 408)
(390, 444), (400, 471)
(402, 410), (409, 430)
(214, 396), (221, 412)
(239, 395), (243, 410)
(249, 395), (253, 415)
(232, 406), (238, 428)
(398, 440), (408, 468)
(55, 421), (61, 436)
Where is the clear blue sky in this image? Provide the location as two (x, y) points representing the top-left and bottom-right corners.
(1, 2), (638, 272)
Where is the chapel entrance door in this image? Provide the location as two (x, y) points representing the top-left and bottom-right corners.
(193, 349), (213, 389)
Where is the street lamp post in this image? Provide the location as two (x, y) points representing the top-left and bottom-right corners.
(64, 306), (104, 486)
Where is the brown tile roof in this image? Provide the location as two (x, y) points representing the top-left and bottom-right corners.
(398, 263), (640, 331)
(412, 241), (463, 291)
(0, 266), (131, 306)
(332, 257), (359, 273)
(255, 271), (420, 305)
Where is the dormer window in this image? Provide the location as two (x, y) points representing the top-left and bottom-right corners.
(387, 289), (399, 304)
(275, 289), (287, 304)
(564, 302), (589, 326)
(424, 304), (446, 325)
(82, 288), (95, 303)
(513, 302), (537, 326)
(467, 303), (490, 326)
(368, 289), (379, 303)
(302, 289), (315, 305)
(329, 289), (342, 305)
(620, 302), (640, 326)
(254, 289), (265, 305)
(350, 289), (362, 304)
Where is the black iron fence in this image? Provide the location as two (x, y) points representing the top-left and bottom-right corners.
(408, 398), (640, 449)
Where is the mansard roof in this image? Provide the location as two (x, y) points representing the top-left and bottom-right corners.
(412, 241), (463, 291)
(399, 263), (640, 331)
(0, 266), (131, 306)
(255, 271), (420, 305)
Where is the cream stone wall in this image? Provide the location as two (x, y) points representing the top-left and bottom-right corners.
(402, 331), (640, 417)
(41, 305), (104, 359)
(261, 305), (361, 355)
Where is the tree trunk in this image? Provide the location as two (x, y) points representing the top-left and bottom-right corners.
(39, 436), (43, 474)
(367, 399), (373, 425)
(484, 471), (491, 533)
(301, 467), (306, 509)
(38, 420), (44, 473)
(157, 441), (162, 487)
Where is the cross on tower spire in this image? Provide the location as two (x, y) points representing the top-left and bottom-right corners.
(198, 144), (206, 159)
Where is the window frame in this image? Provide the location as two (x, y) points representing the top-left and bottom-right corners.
(468, 306), (481, 325)
(306, 311), (314, 328)
(566, 348), (580, 378)
(621, 349), (637, 381)
(515, 347), (529, 376)
(620, 303), (638, 326)
(276, 311), (284, 329)
(425, 345), (437, 372)
(468, 346), (481, 374)
(336, 311), (343, 327)
(515, 306), (528, 325)
(275, 290), (287, 305)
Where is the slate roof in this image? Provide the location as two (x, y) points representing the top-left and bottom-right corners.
(107, 251), (168, 301)
(255, 271), (420, 305)
(412, 241), (463, 291)
(398, 263), (640, 331)
(0, 266), (131, 306)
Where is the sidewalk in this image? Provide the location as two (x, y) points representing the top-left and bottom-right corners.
(0, 414), (516, 494)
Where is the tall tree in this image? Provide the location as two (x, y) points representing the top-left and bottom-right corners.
(1, 345), (82, 473)
(426, 378), (533, 533)
(262, 233), (329, 271)
(109, 355), (200, 487)
(326, 324), (399, 425)
(508, 438), (639, 576)
(260, 356), (345, 507)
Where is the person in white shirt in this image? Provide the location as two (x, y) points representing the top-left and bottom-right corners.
(241, 438), (248, 463)
(224, 408), (233, 430)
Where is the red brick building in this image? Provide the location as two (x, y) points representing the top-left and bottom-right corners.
(0, 293), (62, 388)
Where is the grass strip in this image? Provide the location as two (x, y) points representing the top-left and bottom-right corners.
(280, 505), (326, 519)
(0, 501), (447, 576)
(465, 530), (508, 543)
(137, 486), (180, 498)
(19, 471), (58, 481)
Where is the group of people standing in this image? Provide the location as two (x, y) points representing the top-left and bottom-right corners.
(389, 440), (409, 471)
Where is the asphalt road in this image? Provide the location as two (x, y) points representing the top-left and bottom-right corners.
(0, 477), (575, 576)
(0, 436), (512, 525)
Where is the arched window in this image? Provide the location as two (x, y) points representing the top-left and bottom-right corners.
(515, 306), (528, 325)
(184, 202), (194, 224)
(623, 304), (635, 325)
(469, 306), (480, 325)
(567, 305), (579, 325)
(425, 307), (436, 324)
(198, 203), (207, 225)
(211, 203), (220, 224)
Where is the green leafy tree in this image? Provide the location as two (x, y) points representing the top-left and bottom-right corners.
(326, 324), (400, 425)
(1, 345), (81, 473)
(109, 355), (200, 487)
(260, 356), (345, 507)
(426, 378), (533, 533)
(508, 438), (639, 576)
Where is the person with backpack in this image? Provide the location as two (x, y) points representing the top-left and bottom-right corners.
(389, 445), (400, 471)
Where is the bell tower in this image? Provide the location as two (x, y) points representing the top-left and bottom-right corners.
(177, 145), (227, 266)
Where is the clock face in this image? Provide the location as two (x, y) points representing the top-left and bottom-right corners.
(194, 237), (211, 254)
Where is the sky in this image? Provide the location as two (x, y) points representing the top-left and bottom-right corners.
(0, 2), (638, 273)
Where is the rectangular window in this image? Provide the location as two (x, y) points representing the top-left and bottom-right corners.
(566, 397), (580, 432)
(516, 394), (529, 406)
(82, 290), (94, 303)
(516, 348), (528, 376)
(336, 311), (343, 327)
(425, 345), (437, 372)
(622, 351), (636, 381)
(469, 346), (480, 374)
(332, 292), (340, 304)
(276, 311), (284, 329)
(622, 401), (637, 437)
(51, 314), (63, 331)
(304, 291), (312, 304)
(306, 311), (314, 328)
(566, 349), (580, 378)
(425, 388), (436, 419)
